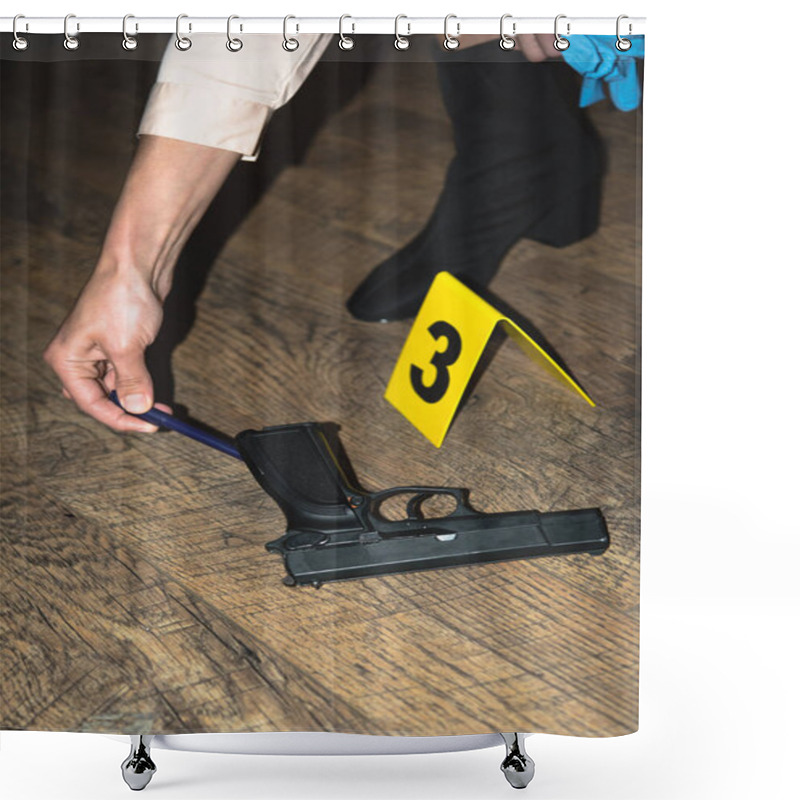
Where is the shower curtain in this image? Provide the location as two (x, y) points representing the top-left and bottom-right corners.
(1, 23), (642, 739)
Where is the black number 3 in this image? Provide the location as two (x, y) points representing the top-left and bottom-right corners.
(410, 321), (462, 404)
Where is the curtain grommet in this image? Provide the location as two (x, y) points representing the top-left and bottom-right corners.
(499, 14), (516, 50)
(12, 15), (29, 51)
(394, 15), (411, 50)
(616, 14), (632, 51)
(554, 14), (570, 51)
(283, 15), (299, 51)
(122, 14), (138, 51)
(338, 14), (355, 50)
(175, 14), (192, 51)
(63, 13), (80, 51)
(443, 14), (460, 50)
(226, 15), (243, 52)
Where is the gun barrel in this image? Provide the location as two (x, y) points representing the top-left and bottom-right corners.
(277, 507), (609, 586)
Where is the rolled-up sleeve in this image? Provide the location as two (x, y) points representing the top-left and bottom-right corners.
(138, 33), (332, 161)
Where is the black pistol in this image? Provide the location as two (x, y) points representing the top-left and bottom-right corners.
(235, 423), (610, 587)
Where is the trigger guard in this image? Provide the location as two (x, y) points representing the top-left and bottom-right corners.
(406, 490), (470, 521)
(367, 486), (472, 524)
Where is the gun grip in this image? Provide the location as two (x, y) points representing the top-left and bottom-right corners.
(235, 423), (366, 534)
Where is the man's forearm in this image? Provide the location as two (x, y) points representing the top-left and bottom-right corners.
(98, 134), (240, 300)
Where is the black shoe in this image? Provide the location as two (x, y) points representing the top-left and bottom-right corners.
(347, 54), (605, 323)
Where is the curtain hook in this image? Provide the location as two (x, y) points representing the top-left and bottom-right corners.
(554, 14), (570, 51)
(226, 15), (243, 51)
(394, 15), (410, 51)
(283, 15), (299, 51)
(122, 14), (138, 51)
(63, 13), (80, 51)
(175, 14), (192, 50)
(12, 14), (29, 51)
(339, 14), (355, 50)
(499, 14), (516, 50)
(616, 14), (632, 51)
(443, 14), (460, 50)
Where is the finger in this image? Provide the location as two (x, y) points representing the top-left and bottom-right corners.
(63, 368), (159, 433)
(519, 34), (549, 63)
(537, 33), (557, 57)
(102, 362), (116, 392)
(124, 402), (174, 427)
(109, 348), (154, 415)
(46, 340), (154, 432)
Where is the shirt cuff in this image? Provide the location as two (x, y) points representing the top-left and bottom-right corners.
(137, 81), (273, 161)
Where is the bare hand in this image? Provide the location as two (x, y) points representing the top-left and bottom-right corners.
(44, 262), (169, 433)
(43, 135), (239, 432)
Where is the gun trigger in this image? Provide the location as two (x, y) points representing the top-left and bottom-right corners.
(405, 492), (432, 521)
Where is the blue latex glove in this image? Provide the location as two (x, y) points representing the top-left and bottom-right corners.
(561, 35), (645, 111)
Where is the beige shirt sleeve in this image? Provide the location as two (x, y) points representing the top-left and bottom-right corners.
(138, 34), (333, 161)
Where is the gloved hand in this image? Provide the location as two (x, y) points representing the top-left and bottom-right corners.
(562, 35), (645, 111)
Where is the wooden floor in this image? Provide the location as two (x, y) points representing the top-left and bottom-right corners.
(1, 46), (640, 736)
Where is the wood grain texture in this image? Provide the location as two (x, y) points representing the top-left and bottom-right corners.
(1, 50), (641, 736)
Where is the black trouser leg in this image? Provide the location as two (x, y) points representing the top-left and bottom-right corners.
(347, 51), (605, 322)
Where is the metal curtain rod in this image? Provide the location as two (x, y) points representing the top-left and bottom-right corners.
(1, 15), (645, 36)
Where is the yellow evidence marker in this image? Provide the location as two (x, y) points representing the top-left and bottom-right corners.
(384, 271), (595, 447)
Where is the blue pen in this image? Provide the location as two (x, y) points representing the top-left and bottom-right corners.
(109, 391), (242, 461)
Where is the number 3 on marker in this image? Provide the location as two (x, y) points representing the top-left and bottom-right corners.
(409, 320), (462, 404)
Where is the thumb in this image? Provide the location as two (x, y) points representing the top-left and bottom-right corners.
(111, 349), (154, 415)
